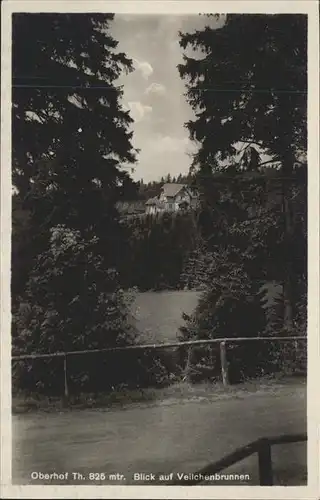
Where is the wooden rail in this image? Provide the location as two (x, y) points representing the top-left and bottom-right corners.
(12, 336), (306, 397)
(171, 433), (307, 486)
(11, 336), (306, 360)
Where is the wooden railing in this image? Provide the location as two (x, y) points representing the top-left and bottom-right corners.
(12, 336), (306, 399)
(171, 433), (307, 486)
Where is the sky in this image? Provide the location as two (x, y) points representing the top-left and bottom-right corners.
(110, 14), (224, 183)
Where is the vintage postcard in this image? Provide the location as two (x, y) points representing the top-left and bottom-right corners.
(1, 0), (319, 499)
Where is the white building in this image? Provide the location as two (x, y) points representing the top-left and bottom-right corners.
(145, 183), (198, 214)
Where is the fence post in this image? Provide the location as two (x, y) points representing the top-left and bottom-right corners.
(258, 438), (273, 485)
(220, 341), (229, 386)
(63, 354), (69, 405)
(183, 346), (192, 383)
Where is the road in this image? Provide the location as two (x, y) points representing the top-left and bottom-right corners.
(12, 381), (306, 486)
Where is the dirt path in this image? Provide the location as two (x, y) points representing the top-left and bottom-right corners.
(12, 381), (306, 486)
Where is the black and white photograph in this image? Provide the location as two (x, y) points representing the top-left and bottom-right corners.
(1, 1), (319, 498)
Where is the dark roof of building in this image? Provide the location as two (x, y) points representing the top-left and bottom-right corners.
(161, 183), (186, 197)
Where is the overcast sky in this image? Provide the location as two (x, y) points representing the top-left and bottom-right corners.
(110, 14), (223, 183)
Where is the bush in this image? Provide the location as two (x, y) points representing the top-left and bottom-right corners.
(12, 225), (141, 394)
(178, 281), (307, 383)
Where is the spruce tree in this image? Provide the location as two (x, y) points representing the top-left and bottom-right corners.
(12, 14), (140, 392)
(179, 14), (307, 333)
(12, 14), (137, 264)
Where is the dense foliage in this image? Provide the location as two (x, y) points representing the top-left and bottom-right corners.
(119, 210), (200, 291)
(12, 226), (141, 392)
(178, 169), (307, 381)
(177, 14), (307, 381)
(11, 14), (144, 394)
(12, 13), (139, 297)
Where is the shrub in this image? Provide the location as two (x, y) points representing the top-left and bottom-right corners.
(12, 225), (140, 394)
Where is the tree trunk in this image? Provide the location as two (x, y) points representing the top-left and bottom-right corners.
(281, 156), (295, 332)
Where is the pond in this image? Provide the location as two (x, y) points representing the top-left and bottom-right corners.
(130, 282), (283, 344)
(131, 290), (201, 343)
